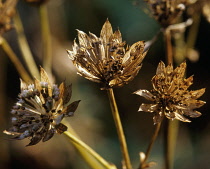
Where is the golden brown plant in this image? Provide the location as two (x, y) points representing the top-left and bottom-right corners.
(67, 20), (147, 90)
(4, 68), (80, 146)
(145, 0), (190, 27)
(0, 0), (17, 35)
(134, 61), (205, 124)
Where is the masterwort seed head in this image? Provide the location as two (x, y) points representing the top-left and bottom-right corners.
(4, 68), (80, 146)
(0, 0), (17, 35)
(145, 0), (189, 27)
(134, 61), (206, 124)
(67, 19), (147, 90)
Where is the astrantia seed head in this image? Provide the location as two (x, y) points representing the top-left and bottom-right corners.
(67, 19), (147, 90)
(4, 68), (80, 146)
(0, 0), (17, 35)
(145, 0), (189, 27)
(134, 61), (206, 124)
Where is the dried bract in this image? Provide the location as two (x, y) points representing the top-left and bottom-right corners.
(4, 68), (80, 146)
(134, 61), (205, 124)
(145, 0), (189, 27)
(67, 20), (147, 90)
(0, 0), (17, 35)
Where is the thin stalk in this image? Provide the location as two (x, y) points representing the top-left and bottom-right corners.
(39, 4), (52, 75)
(107, 88), (132, 169)
(64, 131), (116, 169)
(0, 37), (32, 82)
(164, 29), (173, 65)
(186, 13), (201, 49)
(163, 28), (174, 169)
(139, 123), (161, 169)
(14, 12), (40, 79)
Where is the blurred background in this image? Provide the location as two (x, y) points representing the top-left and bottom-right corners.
(0, 0), (210, 169)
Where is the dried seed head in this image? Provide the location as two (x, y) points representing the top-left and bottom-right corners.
(0, 0), (17, 35)
(145, 0), (189, 27)
(134, 61), (206, 124)
(67, 20), (147, 90)
(4, 68), (80, 146)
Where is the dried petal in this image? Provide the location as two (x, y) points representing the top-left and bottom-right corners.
(139, 103), (158, 112)
(134, 90), (155, 101)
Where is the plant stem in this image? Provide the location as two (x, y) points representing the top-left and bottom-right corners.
(39, 4), (52, 76)
(14, 12), (40, 79)
(163, 28), (174, 169)
(186, 13), (200, 50)
(164, 29), (173, 65)
(64, 131), (116, 169)
(0, 37), (32, 82)
(107, 88), (132, 169)
(139, 123), (161, 169)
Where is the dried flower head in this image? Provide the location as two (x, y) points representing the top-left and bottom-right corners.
(145, 0), (189, 27)
(4, 68), (80, 146)
(67, 20), (147, 90)
(0, 0), (17, 35)
(134, 61), (205, 124)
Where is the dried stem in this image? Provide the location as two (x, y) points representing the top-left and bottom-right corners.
(39, 4), (52, 76)
(64, 131), (116, 169)
(107, 88), (132, 169)
(163, 28), (174, 169)
(186, 14), (200, 49)
(139, 123), (161, 169)
(0, 37), (32, 82)
(14, 12), (40, 79)
(164, 29), (173, 65)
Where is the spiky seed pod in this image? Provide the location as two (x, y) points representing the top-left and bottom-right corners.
(145, 0), (190, 27)
(0, 0), (17, 35)
(4, 68), (80, 146)
(67, 20), (147, 90)
(134, 61), (206, 124)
